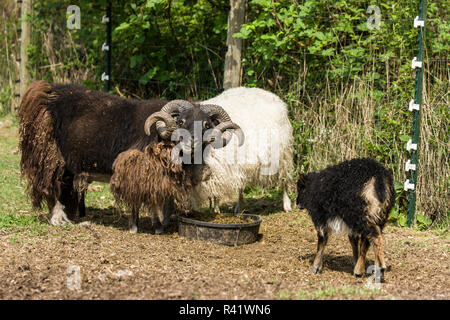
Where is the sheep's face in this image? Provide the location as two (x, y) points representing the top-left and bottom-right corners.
(296, 174), (308, 210)
(175, 107), (215, 153)
(144, 100), (244, 164)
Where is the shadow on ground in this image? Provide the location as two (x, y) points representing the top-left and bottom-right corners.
(299, 252), (383, 276)
(80, 206), (178, 235)
(80, 193), (282, 235)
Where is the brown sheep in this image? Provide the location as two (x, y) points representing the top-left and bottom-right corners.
(110, 141), (209, 233)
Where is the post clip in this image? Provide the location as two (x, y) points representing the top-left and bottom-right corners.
(405, 160), (417, 172)
(404, 179), (415, 191)
(408, 99), (420, 112)
(411, 57), (422, 69)
(414, 16), (424, 28)
(406, 139), (417, 152)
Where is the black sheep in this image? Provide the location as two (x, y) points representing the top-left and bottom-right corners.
(296, 158), (395, 278)
(18, 81), (243, 228)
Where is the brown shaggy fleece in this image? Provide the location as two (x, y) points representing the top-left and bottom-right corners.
(110, 142), (192, 212)
(18, 80), (65, 210)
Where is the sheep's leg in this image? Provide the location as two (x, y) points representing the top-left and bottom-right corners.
(49, 200), (73, 226)
(214, 197), (220, 214)
(150, 209), (159, 230)
(161, 210), (171, 229)
(354, 236), (370, 276)
(369, 227), (387, 281)
(154, 205), (167, 235)
(348, 234), (360, 266)
(312, 229), (329, 274)
(58, 173), (78, 221)
(234, 189), (243, 215)
(129, 207), (139, 234)
(49, 176), (74, 227)
(78, 192), (86, 218)
(282, 187), (292, 212)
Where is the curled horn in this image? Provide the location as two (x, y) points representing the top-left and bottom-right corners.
(200, 104), (245, 147)
(200, 104), (231, 123)
(214, 122), (245, 147)
(144, 100), (194, 139)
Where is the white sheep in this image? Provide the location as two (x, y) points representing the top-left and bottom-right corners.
(191, 87), (294, 213)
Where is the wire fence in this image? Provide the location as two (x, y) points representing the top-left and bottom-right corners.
(15, 1), (448, 100)
(105, 45), (446, 97)
(93, 9), (448, 95)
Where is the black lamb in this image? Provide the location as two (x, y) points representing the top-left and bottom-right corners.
(296, 158), (395, 278)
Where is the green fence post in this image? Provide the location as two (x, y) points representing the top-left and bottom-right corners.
(406, 0), (427, 227)
(101, 0), (112, 92)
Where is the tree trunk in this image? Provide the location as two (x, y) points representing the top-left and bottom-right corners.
(19, 0), (32, 101)
(223, 0), (245, 90)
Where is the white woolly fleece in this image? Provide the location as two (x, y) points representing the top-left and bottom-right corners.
(191, 87), (294, 208)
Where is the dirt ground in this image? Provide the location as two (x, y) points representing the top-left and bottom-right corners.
(1, 205), (449, 300)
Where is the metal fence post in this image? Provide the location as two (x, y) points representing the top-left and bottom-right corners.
(101, 0), (112, 92)
(406, 0), (427, 227)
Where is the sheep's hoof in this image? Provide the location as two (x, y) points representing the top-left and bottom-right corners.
(50, 217), (72, 227)
(311, 265), (322, 274)
(283, 202), (292, 212)
(129, 226), (138, 234)
(353, 268), (365, 277)
(50, 202), (73, 226)
(50, 213), (73, 226)
(353, 271), (363, 277)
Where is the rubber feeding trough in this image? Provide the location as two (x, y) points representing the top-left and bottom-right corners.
(178, 212), (262, 246)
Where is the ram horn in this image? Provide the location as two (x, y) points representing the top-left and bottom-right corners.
(201, 104), (245, 147)
(163, 99), (193, 114)
(200, 104), (231, 123)
(144, 100), (194, 138)
(214, 121), (245, 147)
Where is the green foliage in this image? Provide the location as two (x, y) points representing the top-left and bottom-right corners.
(0, 86), (12, 115)
(109, 0), (228, 98)
(388, 180), (408, 227)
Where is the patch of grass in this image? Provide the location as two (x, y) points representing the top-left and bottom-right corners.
(276, 290), (291, 299)
(0, 115), (120, 235)
(7, 233), (21, 245)
(0, 115), (49, 236)
(304, 285), (380, 300)
(288, 211), (310, 226)
(277, 284), (381, 300)
(0, 212), (48, 234)
(84, 182), (116, 209)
